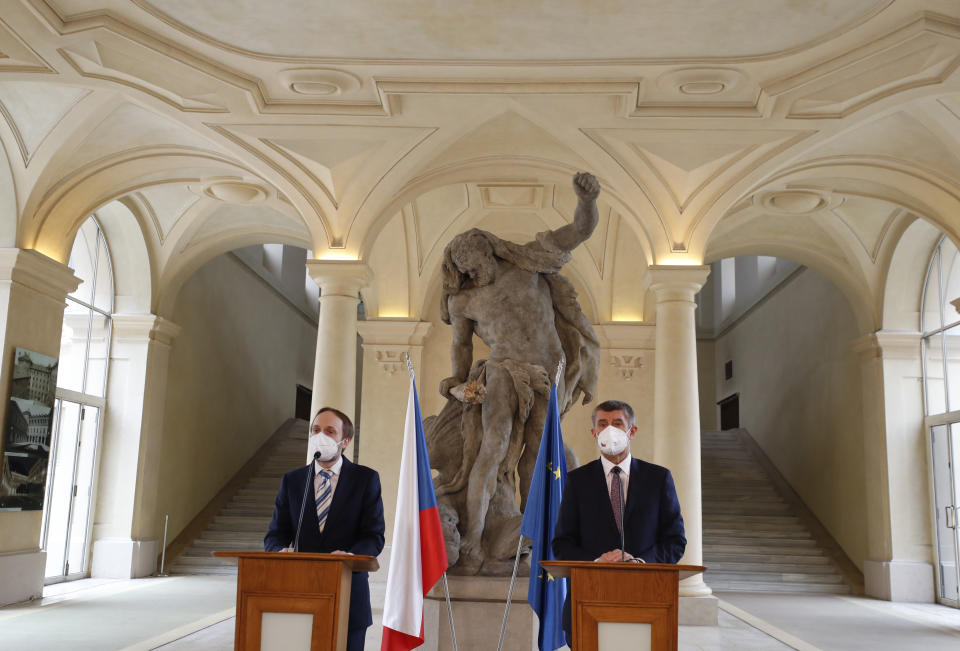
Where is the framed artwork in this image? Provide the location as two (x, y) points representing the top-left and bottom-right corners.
(1, 348), (58, 511)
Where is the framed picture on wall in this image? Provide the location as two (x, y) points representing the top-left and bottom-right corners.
(1, 348), (58, 511)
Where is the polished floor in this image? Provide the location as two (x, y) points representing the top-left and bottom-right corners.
(2, 575), (960, 650)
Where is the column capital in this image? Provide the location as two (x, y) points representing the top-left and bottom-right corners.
(306, 260), (374, 297)
(645, 265), (711, 300)
(852, 330), (922, 360)
(111, 314), (181, 347)
(357, 318), (432, 346)
(358, 319), (432, 377)
(0, 249), (80, 303)
(593, 322), (656, 349)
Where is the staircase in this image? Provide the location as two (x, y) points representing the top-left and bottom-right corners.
(702, 429), (860, 594)
(167, 420), (308, 575)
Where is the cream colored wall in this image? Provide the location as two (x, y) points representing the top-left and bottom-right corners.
(155, 253), (317, 541)
(714, 268), (868, 569)
(697, 339), (718, 430)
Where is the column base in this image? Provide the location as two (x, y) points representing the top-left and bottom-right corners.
(424, 575), (534, 651)
(864, 559), (934, 602)
(679, 595), (718, 626)
(91, 538), (157, 578)
(0, 549), (45, 607)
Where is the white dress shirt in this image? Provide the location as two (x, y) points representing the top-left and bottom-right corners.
(314, 454), (344, 502)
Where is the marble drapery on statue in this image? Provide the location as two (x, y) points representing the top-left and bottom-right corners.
(424, 172), (601, 574)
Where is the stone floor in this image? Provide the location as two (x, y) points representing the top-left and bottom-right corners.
(2, 576), (960, 650)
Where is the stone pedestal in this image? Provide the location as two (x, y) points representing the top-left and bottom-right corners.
(424, 575), (535, 651)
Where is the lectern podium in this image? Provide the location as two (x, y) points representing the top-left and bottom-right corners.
(214, 551), (378, 651)
(541, 561), (704, 651)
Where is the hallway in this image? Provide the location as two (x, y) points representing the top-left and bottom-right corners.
(3, 575), (960, 650)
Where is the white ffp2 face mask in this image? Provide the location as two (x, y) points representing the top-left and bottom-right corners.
(596, 425), (630, 456)
(309, 433), (343, 462)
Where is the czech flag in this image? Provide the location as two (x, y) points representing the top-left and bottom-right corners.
(381, 378), (449, 651)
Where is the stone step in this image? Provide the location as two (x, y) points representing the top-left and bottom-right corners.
(193, 530), (265, 542)
(704, 552), (832, 566)
(703, 535), (817, 548)
(709, 580), (851, 594)
(169, 564), (239, 576)
(705, 528), (814, 540)
(706, 543), (824, 556)
(708, 571), (845, 584)
(173, 555), (237, 566)
(707, 561), (838, 574)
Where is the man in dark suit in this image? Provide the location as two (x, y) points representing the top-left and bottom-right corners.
(265, 407), (385, 651)
(552, 399), (686, 647)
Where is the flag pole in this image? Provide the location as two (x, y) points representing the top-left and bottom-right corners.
(441, 573), (459, 651)
(497, 356), (566, 651)
(497, 535), (525, 651)
(403, 353), (459, 651)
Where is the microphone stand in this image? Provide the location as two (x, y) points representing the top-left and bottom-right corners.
(618, 478), (625, 562)
(293, 452), (320, 552)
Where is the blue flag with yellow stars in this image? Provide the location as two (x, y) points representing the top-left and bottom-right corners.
(520, 382), (567, 651)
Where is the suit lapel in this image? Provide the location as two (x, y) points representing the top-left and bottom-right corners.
(623, 458), (644, 524)
(592, 459), (619, 530)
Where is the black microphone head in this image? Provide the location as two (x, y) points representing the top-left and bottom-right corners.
(313, 451), (321, 461)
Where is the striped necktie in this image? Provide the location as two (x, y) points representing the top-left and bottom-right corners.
(610, 466), (624, 535)
(315, 469), (333, 533)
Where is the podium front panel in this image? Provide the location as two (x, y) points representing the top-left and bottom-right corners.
(570, 566), (678, 651)
(235, 556), (351, 651)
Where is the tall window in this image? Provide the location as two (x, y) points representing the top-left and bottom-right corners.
(922, 234), (960, 607)
(922, 236), (960, 415)
(41, 216), (114, 582)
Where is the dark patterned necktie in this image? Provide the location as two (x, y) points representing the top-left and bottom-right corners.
(610, 466), (624, 535)
(315, 469), (332, 533)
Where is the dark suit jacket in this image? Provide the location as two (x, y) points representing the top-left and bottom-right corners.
(264, 457), (385, 630)
(552, 457), (686, 563)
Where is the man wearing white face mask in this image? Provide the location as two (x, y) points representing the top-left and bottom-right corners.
(265, 407), (385, 651)
(552, 399), (685, 647)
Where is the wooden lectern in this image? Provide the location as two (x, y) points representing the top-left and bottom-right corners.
(214, 551), (378, 651)
(541, 561), (705, 651)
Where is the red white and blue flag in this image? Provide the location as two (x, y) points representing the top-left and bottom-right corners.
(381, 378), (449, 651)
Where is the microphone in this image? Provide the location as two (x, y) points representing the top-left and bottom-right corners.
(292, 452), (321, 552)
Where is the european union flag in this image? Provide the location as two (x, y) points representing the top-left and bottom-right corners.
(520, 382), (567, 651)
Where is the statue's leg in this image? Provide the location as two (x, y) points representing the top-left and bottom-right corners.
(517, 399), (548, 512)
(458, 364), (516, 572)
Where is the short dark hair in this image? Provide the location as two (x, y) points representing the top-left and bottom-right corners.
(592, 400), (635, 427)
(314, 407), (354, 440)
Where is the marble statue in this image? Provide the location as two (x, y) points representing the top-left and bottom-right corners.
(424, 172), (601, 574)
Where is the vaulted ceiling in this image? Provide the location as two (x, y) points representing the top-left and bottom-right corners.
(1, 0), (959, 325)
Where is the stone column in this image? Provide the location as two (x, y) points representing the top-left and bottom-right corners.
(306, 261), (373, 423)
(646, 265), (712, 601)
(0, 249), (79, 606)
(356, 319), (431, 541)
(92, 314), (180, 578)
(854, 331), (933, 601)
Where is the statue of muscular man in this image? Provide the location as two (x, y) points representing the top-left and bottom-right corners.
(436, 172), (601, 572)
